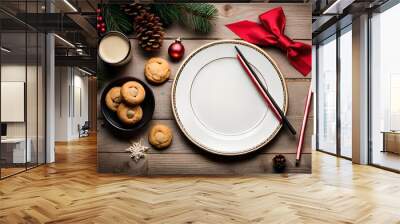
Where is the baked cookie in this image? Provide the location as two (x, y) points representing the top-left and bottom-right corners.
(105, 87), (122, 112)
(121, 81), (145, 105)
(144, 57), (171, 84)
(117, 103), (143, 125)
(148, 124), (173, 149)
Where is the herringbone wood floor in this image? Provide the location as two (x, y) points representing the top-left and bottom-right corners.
(1, 135), (399, 224)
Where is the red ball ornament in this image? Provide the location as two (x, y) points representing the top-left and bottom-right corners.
(101, 27), (106, 33)
(101, 23), (105, 27)
(96, 8), (101, 14)
(97, 16), (103, 22)
(96, 23), (101, 29)
(168, 38), (185, 61)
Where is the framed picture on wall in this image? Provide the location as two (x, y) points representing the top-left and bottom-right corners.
(1, 81), (25, 122)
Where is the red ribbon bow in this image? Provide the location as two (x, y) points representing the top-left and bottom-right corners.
(226, 7), (311, 76)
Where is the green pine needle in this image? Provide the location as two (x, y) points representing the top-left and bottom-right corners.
(179, 3), (218, 33)
(102, 4), (133, 34)
(152, 3), (218, 33)
(151, 4), (180, 26)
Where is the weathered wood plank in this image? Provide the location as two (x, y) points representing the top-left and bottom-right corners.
(97, 152), (311, 175)
(147, 153), (311, 175)
(129, 3), (311, 40)
(287, 79), (313, 117)
(115, 39), (311, 80)
(97, 152), (148, 175)
(97, 117), (313, 154)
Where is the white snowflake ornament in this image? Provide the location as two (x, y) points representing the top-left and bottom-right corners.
(125, 139), (149, 162)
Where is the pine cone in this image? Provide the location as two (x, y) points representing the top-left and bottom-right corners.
(122, 3), (149, 18)
(122, 3), (164, 52)
(272, 154), (287, 173)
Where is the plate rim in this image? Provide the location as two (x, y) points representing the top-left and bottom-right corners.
(171, 40), (288, 156)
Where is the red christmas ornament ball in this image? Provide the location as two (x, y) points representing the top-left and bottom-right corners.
(101, 27), (106, 33)
(96, 8), (101, 14)
(96, 24), (101, 29)
(97, 16), (103, 22)
(168, 38), (185, 61)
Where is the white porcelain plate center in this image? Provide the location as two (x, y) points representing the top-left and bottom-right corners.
(172, 40), (288, 155)
(190, 57), (268, 136)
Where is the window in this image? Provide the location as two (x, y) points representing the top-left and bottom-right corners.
(339, 27), (352, 158)
(316, 25), (353, 158)
(0, 1), (47, 179)
(370, 3), (400, 171)
(317, 35), (337, 154)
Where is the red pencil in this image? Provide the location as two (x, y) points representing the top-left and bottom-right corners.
(236, 54), (282, 122)
(235, 46), (296, 135)
(296, 86), (313, 165)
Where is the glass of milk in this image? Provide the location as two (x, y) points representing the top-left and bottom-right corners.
(98, 32), (132, 66)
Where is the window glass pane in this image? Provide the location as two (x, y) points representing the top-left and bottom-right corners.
(371, 3), (400, 171)
(317, 36), (337, 154)
(0, 6), (28, 177)
(340, 28), (352, 158)
(0, 1), (46, 178)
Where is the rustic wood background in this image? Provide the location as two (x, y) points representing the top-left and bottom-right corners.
(97, 3), (312, 175)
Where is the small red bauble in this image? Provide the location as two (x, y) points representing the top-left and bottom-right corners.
(101, 23), (105, 27)
(168, 38), (185, 61)
(97, 16), (103, 22)
(101, 27), (106, 33)
(96, 8), (101, 14)
(96, 24), (101, 29)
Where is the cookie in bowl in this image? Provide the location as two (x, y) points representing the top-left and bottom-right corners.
(105, 87), (122, 112)
(117, 103), (143, 125)
(148, 124), (173, 149)
(144, 57), (171, 84)
(121, 81), (146, 105)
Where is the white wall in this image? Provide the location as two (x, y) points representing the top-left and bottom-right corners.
(55, 66), (69, 141)
(54, 66), (89, 141)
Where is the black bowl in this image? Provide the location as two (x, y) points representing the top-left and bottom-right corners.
(101, 76), (155, 137)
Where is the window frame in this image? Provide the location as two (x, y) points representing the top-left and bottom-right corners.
(0, 1), (48, 180)
(315, 23), (353, 160)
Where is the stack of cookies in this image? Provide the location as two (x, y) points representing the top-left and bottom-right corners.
(105, 81), (146, 126)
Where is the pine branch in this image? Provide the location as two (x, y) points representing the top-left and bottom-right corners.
(151, 4), (180, 26)
(102, 4), (133, 34)
(151, 3), (218, 33)
(178, 3), (218, 33)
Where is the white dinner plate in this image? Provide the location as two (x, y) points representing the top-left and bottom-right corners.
(171, 40), (288, 156)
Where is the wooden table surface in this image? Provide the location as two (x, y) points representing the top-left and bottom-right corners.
(97, 3), (312, 175)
